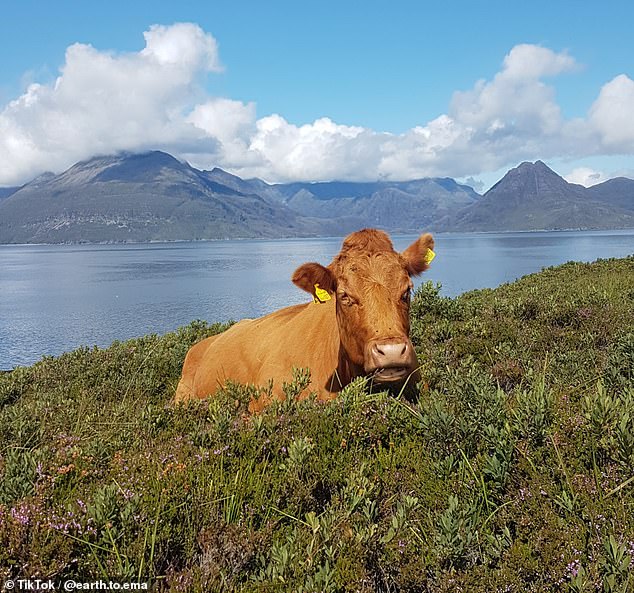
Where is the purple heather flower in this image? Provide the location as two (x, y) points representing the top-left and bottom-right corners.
(10, 504), (31, 526)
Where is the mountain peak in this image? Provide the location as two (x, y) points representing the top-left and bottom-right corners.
(61, 150), (190, 184)
(485, 160), (566, 197)
(514, 160), (557, 175)
(207, 167), (241, 182)
(446, 158), (634, 232)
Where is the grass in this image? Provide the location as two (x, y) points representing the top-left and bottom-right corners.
(1, 256), (633, 592)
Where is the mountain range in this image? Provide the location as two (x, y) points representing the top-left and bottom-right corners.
(0, 151), (633, 243)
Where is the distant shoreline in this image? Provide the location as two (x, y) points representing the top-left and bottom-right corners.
(2, 226), (634, 247)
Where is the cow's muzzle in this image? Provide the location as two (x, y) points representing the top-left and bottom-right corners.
(365, 338), (417, 383)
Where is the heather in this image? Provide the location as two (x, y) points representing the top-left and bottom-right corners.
(1, 256), (633, 592)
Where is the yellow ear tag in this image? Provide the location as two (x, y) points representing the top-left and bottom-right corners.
(424, 248), (436, 265)
(313, 283), (332, 303)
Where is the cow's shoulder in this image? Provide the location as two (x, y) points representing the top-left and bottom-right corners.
(250, 301), (333, 333)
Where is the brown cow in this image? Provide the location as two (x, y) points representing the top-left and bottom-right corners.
(175, 229), (434, 412)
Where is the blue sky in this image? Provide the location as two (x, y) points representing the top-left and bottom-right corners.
(1, 0), (633, 189)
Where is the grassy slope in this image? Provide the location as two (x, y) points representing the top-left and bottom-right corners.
(1, 257), (633, 592)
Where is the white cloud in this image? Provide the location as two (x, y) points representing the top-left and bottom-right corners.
(441, 45), (581, 171)
(186, 98), (257, 169)
(564, 167), (608, 187)
(502, 44), (577, 80)
(249, 116), (374, 181)
(141, 23), (223, 72)
(589, 74), (634, 151)
(448, 45), (577, 141)
(0, 23), (220, 185)
(1, 28), (634, 186)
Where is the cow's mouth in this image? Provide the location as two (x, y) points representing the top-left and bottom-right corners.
(370, 366), (411, 382)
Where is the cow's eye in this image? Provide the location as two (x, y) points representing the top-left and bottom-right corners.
(339, 292), (356, 306)
(401, 288), (411, 303)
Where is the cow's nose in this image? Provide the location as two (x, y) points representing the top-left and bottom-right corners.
(368, 339), (412, 368)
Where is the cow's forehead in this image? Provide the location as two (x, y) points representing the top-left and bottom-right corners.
(334, 251), (410, 289)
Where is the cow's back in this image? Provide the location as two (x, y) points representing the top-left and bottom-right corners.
(175, 300), (341, 409)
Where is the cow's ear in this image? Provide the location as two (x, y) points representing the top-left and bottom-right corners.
(401, 233), (435, 276)
(292, 262), (336, 296)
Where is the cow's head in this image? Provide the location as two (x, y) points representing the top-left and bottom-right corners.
(292, 229), (434, 385)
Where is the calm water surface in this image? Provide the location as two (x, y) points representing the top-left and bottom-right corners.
(1, 230), (633, 369)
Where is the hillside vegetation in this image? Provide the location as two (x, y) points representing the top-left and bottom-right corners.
(1, 257), (633, 592)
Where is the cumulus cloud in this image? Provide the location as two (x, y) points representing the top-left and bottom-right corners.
(141, 23), (223, 71)
(501, 44), (577, 80)
(1, 27), (633, 186)
(589, 74), (634, 151)
(249, 116), (376, 180)
(0, 23), (220, 185)
(186, 98), (257, 168)
(450, 44), (576, 132)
